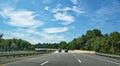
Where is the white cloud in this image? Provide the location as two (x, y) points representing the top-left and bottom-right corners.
(51, 4), (85, 25)
(1, 29), (66, 44)
(72, 6), (85, 14)
(70, 0), (78, 4)
(0, 3), (69, 44)
(52, 5), (85, 14)
(43, 0), (51, 4)
(8, 32), (40, 44)
(43, 27), (69, 33)
(0, 7), (43, 27)
(44, 6), (49, 10)
(40, 33), (65, 43)
(54, 13), (74, 25)
(1, 30), (30, 40)
(10, 27), (67, 43)
(12, 32), (27, 38)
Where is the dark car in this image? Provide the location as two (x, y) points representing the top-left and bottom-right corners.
(64, 49), (68, 52)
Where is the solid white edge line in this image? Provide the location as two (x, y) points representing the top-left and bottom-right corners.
(41, 61), (49, 65)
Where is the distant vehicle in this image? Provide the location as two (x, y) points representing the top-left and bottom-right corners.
(58, 48), (62, 52)
(64, 49), (68, 52)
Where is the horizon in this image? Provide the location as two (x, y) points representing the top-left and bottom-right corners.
(0, 0), (120, 44)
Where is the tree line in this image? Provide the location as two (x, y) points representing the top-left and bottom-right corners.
(0, 29), (120, 55)
(0, 33), (68, 51)
(68, 29), (120, 55)
(0, 34), (34, 51)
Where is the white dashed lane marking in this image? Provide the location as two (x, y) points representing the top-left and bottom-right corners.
(40, 61), (49, 66)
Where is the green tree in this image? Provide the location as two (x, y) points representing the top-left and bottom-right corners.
(59, 41), (67, 49)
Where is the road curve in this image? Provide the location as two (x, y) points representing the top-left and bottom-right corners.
(0, 52), (120, 66)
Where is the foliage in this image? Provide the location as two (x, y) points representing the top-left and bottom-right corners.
(69, 29), (120, 55)
(0, 35), (34, 51)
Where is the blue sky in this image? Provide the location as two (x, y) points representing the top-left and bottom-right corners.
(0, 0), (120, 44)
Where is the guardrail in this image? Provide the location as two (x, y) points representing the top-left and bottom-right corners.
(0, 50), (55, 59)
(0, 53), (38, 58)
(95, 52), (120, 59)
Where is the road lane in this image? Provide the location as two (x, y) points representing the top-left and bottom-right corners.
(44, 53), (81, 66)
(73, 53), (120, 66)
(1, 52), (120, 66)
(1, 53), (57, 66)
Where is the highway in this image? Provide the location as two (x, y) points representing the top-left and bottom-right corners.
(0, 51), (120, 66)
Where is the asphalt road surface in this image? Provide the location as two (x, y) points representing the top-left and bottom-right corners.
(0, 51), (120, 66)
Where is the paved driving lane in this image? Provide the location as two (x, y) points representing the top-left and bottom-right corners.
(1, 52), (120, 66)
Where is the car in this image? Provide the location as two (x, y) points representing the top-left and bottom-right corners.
(58, 48), (62, 52)
(64, 49), (68, 52)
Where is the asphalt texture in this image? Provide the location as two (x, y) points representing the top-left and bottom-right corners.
(0, 51), (120, 66)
